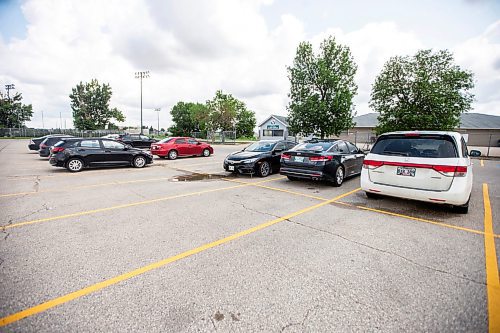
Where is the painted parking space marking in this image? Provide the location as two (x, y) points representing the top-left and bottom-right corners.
(0, 188), (360, 327)
(482, 183), (500, 333)
(1, 176), (285, 230)
(227, 179), (500, 239)
(481, 159), (484, 167)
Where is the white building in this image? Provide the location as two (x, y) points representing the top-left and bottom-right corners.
(258, 115), (294, 140)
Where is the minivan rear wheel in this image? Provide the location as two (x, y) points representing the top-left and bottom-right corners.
(453, 198), (469, 214)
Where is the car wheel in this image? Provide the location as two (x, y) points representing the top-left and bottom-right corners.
(66, 158), (84, 172)
(287, 176), (298, 181)
(331, 165), (344, 187)
(258, 161), (271, 177)
(453, 198), (469, 214)
(168, 150), (178, 160)
(133, 156), (147, 168)
(366, 192), (380, 199)
(202, 148), (211, 157)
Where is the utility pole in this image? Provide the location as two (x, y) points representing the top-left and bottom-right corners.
(5, 84), (15, 128)
(42, 110), (45, 129)
(154, 108), (161, 135)
(59, 112), (62, 132)
(135, 71), (150, 134)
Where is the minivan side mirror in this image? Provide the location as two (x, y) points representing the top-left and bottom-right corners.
(469, 150), (481, 157)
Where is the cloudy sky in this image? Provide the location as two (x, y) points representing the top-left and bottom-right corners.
(0, 0), (499, 130)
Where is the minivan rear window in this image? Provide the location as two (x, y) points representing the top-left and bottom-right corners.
(371, 135), (458, 158)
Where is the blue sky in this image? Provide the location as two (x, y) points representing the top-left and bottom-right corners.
(0, 0), (499, 129)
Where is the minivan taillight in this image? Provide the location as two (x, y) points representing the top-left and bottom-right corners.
(52, 147), (65, 153)
(363, 159), (384, 169)
(433, 165), (467, 177)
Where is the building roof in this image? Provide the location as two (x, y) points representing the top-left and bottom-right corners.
(258, 114), (289, 127)
(352, 113), (500, 129)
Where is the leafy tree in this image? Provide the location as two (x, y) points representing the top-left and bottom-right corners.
(235, 108), (256, 138)
(168, 102), (204, 136)
(0, 91), (33, 128)
(70, 79), (125, 130)
(206, 90), (255, 133)
(287, 36), (358, 138)
(370, 49), (475, 134)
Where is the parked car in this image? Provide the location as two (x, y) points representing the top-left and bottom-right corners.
(224, 140), (297, 177)
(117, 134), (157, 148)
(280, 139), (364, 186)
(49, 138), (153, 172)
(28, 134), (68, 151)
(360, 131), (479, 213)
(39, 135), (74, 157)
(150, 137), (213, 160)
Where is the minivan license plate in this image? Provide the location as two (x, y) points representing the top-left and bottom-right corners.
(397, 166), (416, 177)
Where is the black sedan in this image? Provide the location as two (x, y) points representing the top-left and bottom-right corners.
(39, 135), (74, 157)
(223, 140), (297, 177)
(28, 134), (68, 151)
(280, 139), (364, 186)
(117, 134), (157, 148)
(49, 138), (153, 172)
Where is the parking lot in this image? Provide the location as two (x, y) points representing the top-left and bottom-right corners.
(0, 139), (498, 332)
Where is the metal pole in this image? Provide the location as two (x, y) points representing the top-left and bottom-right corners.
(42, 111), (45, 129)
(140, 77), (143, 134)
(487, 133), (492, 157)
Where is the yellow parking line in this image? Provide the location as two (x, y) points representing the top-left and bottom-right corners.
(0, 177), (173, 198)
(483, 183), (500, 332)
(2, 176), (284, 230)
(0, 188), (359, 327)
(231, 180), (500, 239)
(481, 159), (485, 167)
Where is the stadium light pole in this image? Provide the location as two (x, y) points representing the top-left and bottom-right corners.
(5, 84), (16, 129)
(134, 71), (150, 134)
(154, 108), (161, 135)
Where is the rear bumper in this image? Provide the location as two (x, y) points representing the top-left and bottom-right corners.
(151, 149), (168, 157)
(360, 169), (472, 206)
(280, 167), (328, 180)
(49, 156), (65, 167)
(28, 144), (37, 150)
(39, 150), (50, 157)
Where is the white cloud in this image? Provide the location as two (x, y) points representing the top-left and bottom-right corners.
(0, 1), (498, 131)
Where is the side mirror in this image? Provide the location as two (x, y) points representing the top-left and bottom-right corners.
(469, 150), (481, 157)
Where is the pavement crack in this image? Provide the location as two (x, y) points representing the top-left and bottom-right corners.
(230, 201), (280, 219)
(280, 305), (319, 332)
(287, 220), (486, 286)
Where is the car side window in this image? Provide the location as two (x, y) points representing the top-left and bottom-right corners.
(102, 140), (126, 149)
(346, 141), (358, 153)
(286, 142), (297, 150)
(274, 142), (286, 151)
(175, 139), (186, 144)
(130, 135), (140, 140)
(140, 135), (149, 141)
(188, 138), (198, 144)
(79, 140), (100, 148)
(329, 144), (340, 153)
(337, 141), (348, 153)
(461, 137), (468, 157)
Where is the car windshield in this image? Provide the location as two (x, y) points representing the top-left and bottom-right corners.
(159, 138), (173, 143)
(245, 142), (276, 152)
(371, 135), (458, 158)
(292, 142), (334, 152)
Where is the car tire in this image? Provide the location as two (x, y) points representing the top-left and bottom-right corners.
(168, 150), (178, 160)
(66, 158), (84, 172)
(453, 198), (469, 214)
(287, 176), (298, 181)
(202, 148), (211, 157)
(257, 161), (271, 177)
(366, 192), (380, 199)
(133, 156), (147, 168)
(331, 165), (344, 187)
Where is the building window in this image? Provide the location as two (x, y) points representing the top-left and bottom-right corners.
(263, 129), (284, 137)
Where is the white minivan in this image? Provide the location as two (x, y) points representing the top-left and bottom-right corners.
(361, 131), (479, 214)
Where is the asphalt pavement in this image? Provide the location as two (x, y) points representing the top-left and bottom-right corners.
(0, 139), (498, 332)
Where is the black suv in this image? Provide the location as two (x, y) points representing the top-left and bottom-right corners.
(49, 138), (153, 172)
(223, 140), (297, 177)
(117, 134), (157, 148)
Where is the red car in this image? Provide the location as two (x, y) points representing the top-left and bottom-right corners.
(150, 137), (214, 160)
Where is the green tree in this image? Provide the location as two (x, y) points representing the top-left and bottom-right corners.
(168, 102), (207, 136)
(287, 36), (358, 138)
(206, 90), (255, 133)
(235, 108), (256, 138)
(370, 49), (475, 134)
(0, 91), (33, 128)
(69, 79), (125, 130)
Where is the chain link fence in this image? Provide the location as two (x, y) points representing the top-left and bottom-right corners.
(191, 131), (236, 144)
(0, 128), (125, 138)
